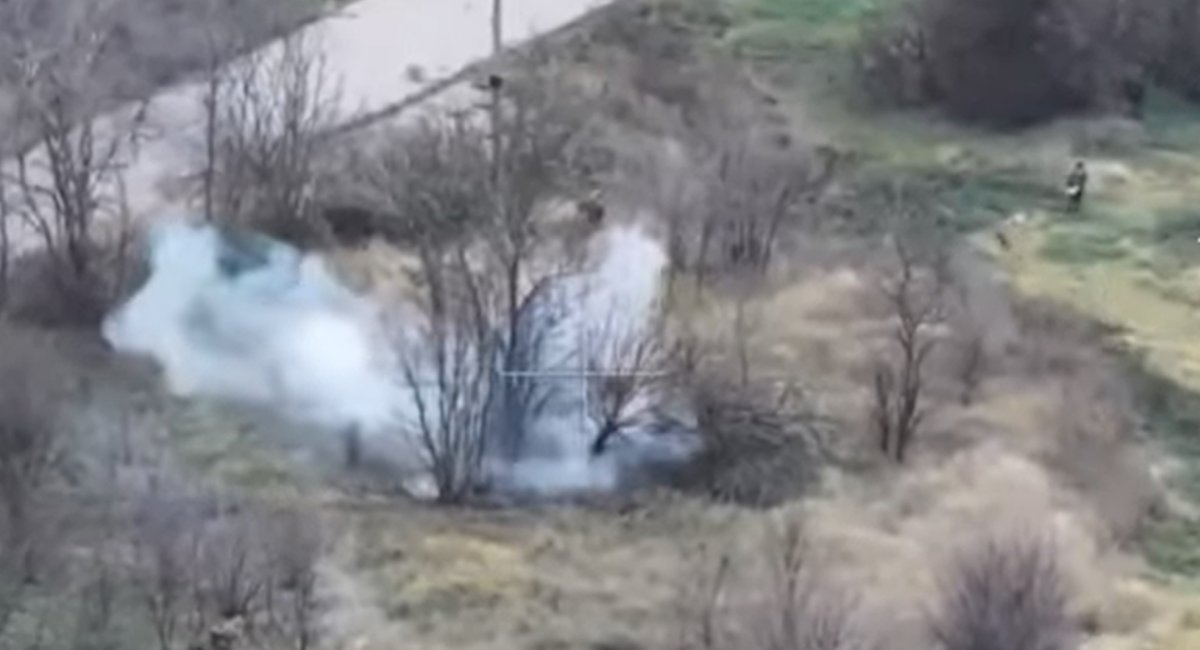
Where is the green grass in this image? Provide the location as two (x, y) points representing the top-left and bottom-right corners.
(745, 0), (882, 22)
(1117, 350), (1200, 577)
(724, 0), (896, 58)
(1040, 223), (1128, 265)
(711, 0), (1200, 586)
(1145, 518), (1200, 578)
(1144, 89), (1200, 152)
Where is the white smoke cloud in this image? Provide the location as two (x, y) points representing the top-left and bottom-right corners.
(104, 219), (695, 497)
(104, 221), (399, 431)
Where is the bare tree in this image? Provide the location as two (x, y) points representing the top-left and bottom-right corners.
(585, 316), (672, 457)
(931, 537), (1076, 650)
(133, 481), (323, 650)
(337, 74), (580, 497)
(0, 0), (147, 322)
(872, 235), (946, 464)
(396, 252), (496, 503)
(132, 482), (205, 650)
(680, 519), (870, 650)
(206, 31), (336, 244)
(261, 508), (322, 650)
(652, 137), (832, 288)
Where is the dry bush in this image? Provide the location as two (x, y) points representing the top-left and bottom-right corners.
(0, 0), (147, 326)
(676, 375), (821, 507)
(0, 326), (68, 590)
(2, 235), (144, 328)
(644, 136), (834, 291)
(0, 0), (312, 134)
(1010, 298), (1159, 542)
(203, 32), (337, 247)
(678, 519), (871, 650)
(1009, 298), (1115, 378)
(931, 536), (1077, 650)
(1047, 376), (1159, 544)
(323, 116), (492, 248)
(132, 485), (324, 650)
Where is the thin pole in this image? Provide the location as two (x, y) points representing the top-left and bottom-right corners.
(492, 0), (503, 54)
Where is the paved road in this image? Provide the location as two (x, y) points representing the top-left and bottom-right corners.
(5, 0), (611, 251)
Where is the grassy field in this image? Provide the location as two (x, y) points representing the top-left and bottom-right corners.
(718, 0), (1200, 594)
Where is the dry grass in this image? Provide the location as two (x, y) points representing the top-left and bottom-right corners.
(17, 4), (1194, 650)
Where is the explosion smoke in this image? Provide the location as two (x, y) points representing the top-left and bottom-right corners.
(104, 220), (695, 497)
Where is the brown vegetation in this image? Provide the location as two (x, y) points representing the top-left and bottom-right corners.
(679, 519), (871, 650)
(201, 32), (337, 246)
(872, 235), (946, 464)
(931, 537), (1077, 650)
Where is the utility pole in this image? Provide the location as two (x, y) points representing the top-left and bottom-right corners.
(492, 0), (502, 54)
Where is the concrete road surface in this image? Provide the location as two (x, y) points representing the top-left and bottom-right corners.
(4, 0), (611, 252)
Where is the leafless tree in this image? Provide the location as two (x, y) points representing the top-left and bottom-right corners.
(396, 256), (496, 503)
(132, 481), (323, 650)
(346, 118), (500, 500)
(584, 316), (672, 457)
(205, 31), (336, 244)
(0, 0), (147, 322)
(132, 482), (206, 650)
(931, 536), (1076, 650)
(333, 115), (492, 247)
(261, 508), (322, 650)
(872, 235), (946, 464)
(485, 76), (579, 354)
(652, 137), (832, 288)
(680, 519), (870, 650)
(340, 76), (580, 497)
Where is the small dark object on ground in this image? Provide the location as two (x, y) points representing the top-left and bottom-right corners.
(578, 189), (606, 226)
(322, 204), (383, 245)
(994, 230), (1011, 251)
(474, 73), (505, 92)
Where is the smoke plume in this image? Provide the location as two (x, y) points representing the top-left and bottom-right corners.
(104, 220), (695, 497)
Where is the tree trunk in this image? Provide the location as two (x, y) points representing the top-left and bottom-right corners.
(591, 421), (619, 457)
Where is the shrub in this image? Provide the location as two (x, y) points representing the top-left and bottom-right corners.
(679, 519), (871, 650)
(860, 0), (1130, 127)
(932, 537), (1077, 650)
(3, 241), (146, 328)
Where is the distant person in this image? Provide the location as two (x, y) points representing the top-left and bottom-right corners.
(1065, 160), (1088, 213)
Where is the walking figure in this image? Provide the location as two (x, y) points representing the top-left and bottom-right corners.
(1065, 160), (1088, 213)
